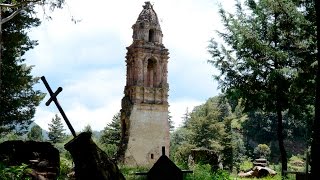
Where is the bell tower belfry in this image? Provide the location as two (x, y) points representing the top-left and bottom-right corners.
(119, 2), (170, 166)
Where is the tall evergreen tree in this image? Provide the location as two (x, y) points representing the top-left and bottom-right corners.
(100, 112), (121, 146)
(0, 0), (66, 93)
(100, 112), (121, 158)
(0, 4), (44, 135)
(208, 0), (316, 175)
(48, 114), (66, 143)
(181, 108), (190, 128)
(187, 97), (224, 151)
(168, 111), (174, 131)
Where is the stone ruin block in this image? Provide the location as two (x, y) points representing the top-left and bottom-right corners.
(189, 148), (220, 171)
(0, 140), (60, 180)
(64, 132), (124, 180)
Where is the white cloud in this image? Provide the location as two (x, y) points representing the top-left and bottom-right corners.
(35, 100), (121, 132)
(35, 68), (125, 132)
(27, 0), (225, 131)
(169, 99), (203, 128)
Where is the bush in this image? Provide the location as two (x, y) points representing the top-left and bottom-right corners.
(239, 159), (253, 171)
(58, 157), (73, 179)
(173, 143), (196, 168)
(212, 169), (230, 180)
(120, 166), (148, 180)
(254, 144), (271, 159)
(288, 155), (305, 172)
(185, 164), (230, 180)
(0, 163), (31, 180)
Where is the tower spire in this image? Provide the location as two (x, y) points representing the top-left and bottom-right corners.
(119, 2), (170, 167)
(132, 1), (163, 44)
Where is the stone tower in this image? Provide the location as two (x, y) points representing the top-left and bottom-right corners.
(118, 2), (170, 167)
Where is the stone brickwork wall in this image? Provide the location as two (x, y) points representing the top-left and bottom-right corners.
(118, 2), (170, 167)
(123, 104), (169, 166)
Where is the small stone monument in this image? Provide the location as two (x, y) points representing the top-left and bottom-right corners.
(65, 132), (124, 180)
(0, 141), (60, 179)
(147, 146), (182, 180)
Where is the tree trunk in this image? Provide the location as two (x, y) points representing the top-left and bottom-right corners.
(276, 105), (287, 178)
(311, 0), (320, 179)
(0, 8), (2, 93)
(273, 11), (287, 178)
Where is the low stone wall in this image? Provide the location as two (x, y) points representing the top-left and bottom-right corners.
(0, 140), (60, 179)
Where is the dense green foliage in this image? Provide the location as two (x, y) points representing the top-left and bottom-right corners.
(0, 163), (31, 180)
(254, 144), (271, 159)
(170, 95), (309, 176)
(0, 0), (69, 136)
(27, 124), (43, 141)
(0, 4), (44, 135)
(48, 114), (66, 143)
(208, 0), (316, 174)
(171, 96), (247, 170)
(100, 112), (122, 159)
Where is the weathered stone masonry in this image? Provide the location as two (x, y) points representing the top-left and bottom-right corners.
(118, 2), (170, 167)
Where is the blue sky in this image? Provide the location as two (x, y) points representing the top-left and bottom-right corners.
(24, 0), (236, 132)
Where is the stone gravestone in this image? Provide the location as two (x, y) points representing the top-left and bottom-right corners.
(0, 140), (60, 179)
(147, 146), (183, 180)
(65, 132), (125, 180)
(41, 76), (124, 180)
(189, 148), (220, 171)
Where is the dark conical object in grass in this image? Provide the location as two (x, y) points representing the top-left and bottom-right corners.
(147, 146), (182, 180)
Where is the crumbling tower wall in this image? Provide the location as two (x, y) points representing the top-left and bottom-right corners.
(118, 2), (170, 167)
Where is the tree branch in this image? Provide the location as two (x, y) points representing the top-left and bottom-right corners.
(0, 0), (41, 8)
(1, 8), (22, 24)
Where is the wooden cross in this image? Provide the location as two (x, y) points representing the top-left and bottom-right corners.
(41, 76), (77, 137)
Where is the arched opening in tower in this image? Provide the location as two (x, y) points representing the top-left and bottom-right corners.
(148, 29), (155, 42)
(147, 59), (156, 87)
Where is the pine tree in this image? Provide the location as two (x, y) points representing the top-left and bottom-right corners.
(0, 4), (44, 135)
(27, 124), (43, 141)
(208, 0), (316, 175)
(168, 111), (174, 131)
(0, 0), (67, 93)
(187, 97), (224, 150)
(100, 112), (121, 158)
(100, 112), (121, 145)
(181, 108), (190, 128)
(48, 114), (66, 143)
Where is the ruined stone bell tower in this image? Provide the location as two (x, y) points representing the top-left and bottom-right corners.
(118, 2), (170, 167)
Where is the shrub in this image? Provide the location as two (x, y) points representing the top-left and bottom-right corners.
(239, 159), (253, 171)
(288, 155), (305, 172)
(0, 163), (31, 180)
(120, 165), (148, 180)
(58, 157), (73, 180)
(185, 164), (230, 180)
(254, 144), (271, 159)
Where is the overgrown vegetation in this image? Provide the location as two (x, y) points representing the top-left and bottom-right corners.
(0, 163), (31, 180)
(208, 0), (316, 176)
